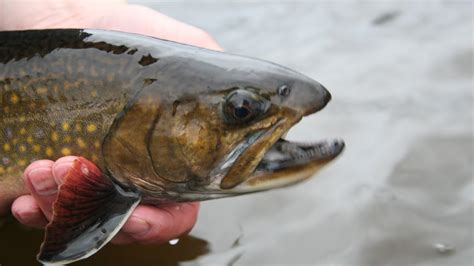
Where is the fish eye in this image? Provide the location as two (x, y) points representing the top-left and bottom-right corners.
(223, 89), (269, 124)
(277, 85), (291, 97)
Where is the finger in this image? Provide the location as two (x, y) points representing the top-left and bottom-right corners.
(2, 2), (223, 51)
(51, 156), (78, 185)
(23, 160), (56, 219)
(112, 202), (199, 244)
(129, 5), (223, 50)
(11, 195), (48, 228)
(91, 5), (223, 51)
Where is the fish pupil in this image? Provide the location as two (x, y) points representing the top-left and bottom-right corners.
(234, 105), (250, 119)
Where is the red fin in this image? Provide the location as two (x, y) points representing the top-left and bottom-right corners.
(37, 157), (140, 264)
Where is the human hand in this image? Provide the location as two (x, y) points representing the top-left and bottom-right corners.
(3, 0), (222, 244)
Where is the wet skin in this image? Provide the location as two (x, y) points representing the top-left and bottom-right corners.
(0, 29), (343, 263)
(1, 29), (342, 204)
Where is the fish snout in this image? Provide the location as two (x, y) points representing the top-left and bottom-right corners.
(284, 78), (332, 116)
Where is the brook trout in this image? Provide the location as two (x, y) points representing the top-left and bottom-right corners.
(0, 29), (344, 264)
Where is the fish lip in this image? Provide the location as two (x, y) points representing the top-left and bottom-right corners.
(253, 138), (345, 174)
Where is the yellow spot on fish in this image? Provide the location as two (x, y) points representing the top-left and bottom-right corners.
(51, 132), (59, 142)
(3, 106), (9, 113)
(27, 136), (34, 143)
(10, 93), (19, 104)
(64, 82), (72, 90)
(77, 138), (86, 148)
(3, 143), (11, 152)
(61, 147), (72, 156)
(64, 135), (71, 142)
(18, 159), (26, 167)
(75, 124), (82, 132)
(20, 128), (27, 135)
(6, 167), (13, 173)
(37, 86), (48, 94)
(45, 147), (54, 157)
(0, 167), (5, 175)
(33, 144), (41, 153)
(62, 122), (70, 131)
(91, 90), (98, 97)
(87, 124), (97, 133)
(94, 141), (100, 148)
(13, 138), (19, 145)
(19, 116), (26, 122)
(92, 154), (99, 162)
(19, 145), (27, 153)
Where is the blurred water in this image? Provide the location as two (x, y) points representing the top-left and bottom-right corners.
(1, 1), (472, 266)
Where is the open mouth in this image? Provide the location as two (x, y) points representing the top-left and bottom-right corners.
(254, 138), (345, 174)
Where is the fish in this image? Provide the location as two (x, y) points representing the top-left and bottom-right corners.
(0, 29), (344, 264)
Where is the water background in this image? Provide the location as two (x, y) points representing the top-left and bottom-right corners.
(1, 1), (472, 265)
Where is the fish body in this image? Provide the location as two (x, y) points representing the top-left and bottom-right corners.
(0, 29), (344, 263)
(0, 29), (149, 212)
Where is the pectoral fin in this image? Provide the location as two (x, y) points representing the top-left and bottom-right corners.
(37, 157), (141, 264)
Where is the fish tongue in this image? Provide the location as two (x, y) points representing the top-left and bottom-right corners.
(37, 157), (140, 264)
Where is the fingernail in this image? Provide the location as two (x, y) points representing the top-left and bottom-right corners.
(52, 163), (71, 185)
(122, 216), (151, 238)
(27, 168), (58, 196)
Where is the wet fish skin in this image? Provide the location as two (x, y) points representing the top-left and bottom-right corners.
(0, 30), (145, 213)
(1, 29), (334, 205)
(0, 29), (341, 264)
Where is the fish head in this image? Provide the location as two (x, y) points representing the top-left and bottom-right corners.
(104, 51), (344, 201)
(144, 52), (344, 200)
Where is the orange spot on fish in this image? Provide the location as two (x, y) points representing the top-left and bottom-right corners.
(45, 147), (54, 157)
(10, 93), (19, 104)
